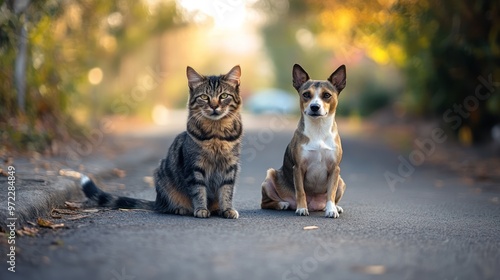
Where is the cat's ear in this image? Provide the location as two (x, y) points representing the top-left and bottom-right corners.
(224, 65), (241, 86)
(292, 64), (310, 91)
(187, 66), (205, 89)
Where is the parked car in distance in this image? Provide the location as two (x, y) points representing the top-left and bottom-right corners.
(245, 88), (298, 115)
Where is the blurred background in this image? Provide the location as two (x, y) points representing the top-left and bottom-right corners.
(1, 0), (499, 153)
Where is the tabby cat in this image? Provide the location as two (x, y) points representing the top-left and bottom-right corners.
(81, 65), (242, 219)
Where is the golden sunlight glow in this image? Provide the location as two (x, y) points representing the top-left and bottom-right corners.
(152, 104), (170, 126)
(177, 0), (255, 31)
(173, 0), (265, 59)
(369, 47), (390, 65)
(88, 67), (103, 85)
(295, 28), (315, 49)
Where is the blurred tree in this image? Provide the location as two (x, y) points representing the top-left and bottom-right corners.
(0, 0), (179, 153)
(258, 0), (499, 143)
(6, 0), (30, 112)
(257, 0), (332, 91)
(382, 0), (500, 143)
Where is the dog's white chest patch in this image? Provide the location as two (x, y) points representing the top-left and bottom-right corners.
(301, 137), (337, 164)
(300, 116), (338, 190)
(303, 137), (335, 151)
(302, 115), (337, 156)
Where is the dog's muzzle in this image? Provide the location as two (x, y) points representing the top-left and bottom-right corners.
(306, 103), (325, 117)
(310, 104), (320, 112)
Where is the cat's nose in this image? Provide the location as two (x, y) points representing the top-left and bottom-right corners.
(210, 108), (220, 115)
(209, 100), (218, 109)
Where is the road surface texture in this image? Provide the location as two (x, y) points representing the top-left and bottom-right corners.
(2, 113), (499, 280)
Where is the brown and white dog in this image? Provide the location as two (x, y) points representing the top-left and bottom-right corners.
(261, 64), (347, 218)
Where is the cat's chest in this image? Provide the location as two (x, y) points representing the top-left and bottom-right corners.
(199, 139), (239, 165)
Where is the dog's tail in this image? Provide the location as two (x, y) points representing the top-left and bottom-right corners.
(80, 175), (155, 210)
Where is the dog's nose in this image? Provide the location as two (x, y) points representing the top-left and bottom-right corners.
(310, 104), (320, 112)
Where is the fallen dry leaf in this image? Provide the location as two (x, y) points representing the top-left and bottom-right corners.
(52, 208), (80, 215)
(352, 265), (386, 275)
(64, 201), (82, 210)
(59, 169), (82, 179)
(113, 168), (126, 178)
(143, 176), (154, 187)
(0, 168), (8, 177)
(51, 208), (81, 219)
(50, 212), (62, 219)
(82, 209), (99, 213)
(16, 227), (39, 237)
(37, 218), (65, 229)
(303, 226), (319, 230)
(67, 214), (89, 220)
(37, 217), (52, 227)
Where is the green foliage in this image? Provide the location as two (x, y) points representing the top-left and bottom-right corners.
(0, 0), (179, 153)
(385, 0), (500, 142)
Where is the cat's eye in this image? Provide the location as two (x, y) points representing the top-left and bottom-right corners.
(199, 95), (209, 100)
(302, 91), (311, 99)
(220, 93), (229, 99)
(323, 92), (332, 99)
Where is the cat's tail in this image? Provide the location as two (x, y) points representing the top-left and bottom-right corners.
(80, 175), (155, 210)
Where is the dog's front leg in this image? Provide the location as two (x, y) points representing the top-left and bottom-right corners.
(293, 165), (309, 216)
(325, 166), (340, 218)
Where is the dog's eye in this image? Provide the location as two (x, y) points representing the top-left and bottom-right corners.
(323, 92), (332, 99)
(302, 92), (311, 99)
(220, 93), (228, 99)
(199, 95), (209, 100)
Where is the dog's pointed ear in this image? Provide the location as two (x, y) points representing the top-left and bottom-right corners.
(187, 66), (205, 90)
(224, 65), (241, 87)
(328, 65), (346, 94)
(292, 64), (310, 91)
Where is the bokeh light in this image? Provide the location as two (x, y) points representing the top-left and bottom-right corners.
(88, 67), (103, 85)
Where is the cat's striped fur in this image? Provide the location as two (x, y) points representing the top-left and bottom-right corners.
(81, 65), (242, 218)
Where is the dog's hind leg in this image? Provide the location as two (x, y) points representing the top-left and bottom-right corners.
(261, 169), (290, 210)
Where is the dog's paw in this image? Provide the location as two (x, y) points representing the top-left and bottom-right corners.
(278, 201), (290, 210)
(325, 201), (339, 218)
(194, 208), (210, 218)
(295, 208), (309, 216)
(336, 205), (344, 214)
(325, 209), (340, 218)
(222, 208), (239, 219)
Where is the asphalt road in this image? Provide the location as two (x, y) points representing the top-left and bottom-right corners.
(3, 115), (500, 280)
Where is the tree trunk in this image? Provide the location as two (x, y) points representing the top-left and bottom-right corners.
(9, 0), (31, 113)
(15, 23), (27, 113)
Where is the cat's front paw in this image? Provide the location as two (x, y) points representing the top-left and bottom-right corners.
(174, 207), (191, 215)
(222, 208), (239, 219)
(194, 208), (210, 218)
